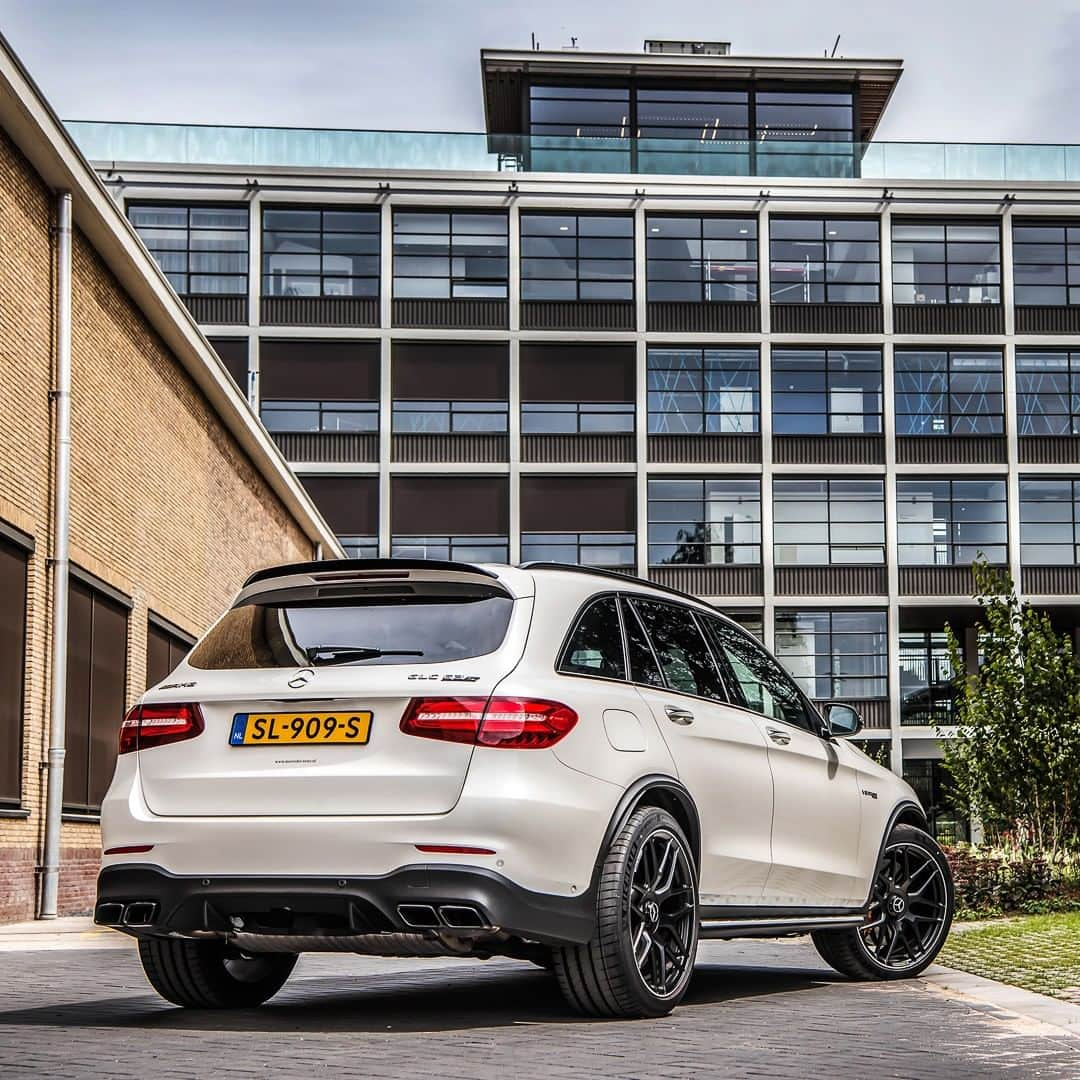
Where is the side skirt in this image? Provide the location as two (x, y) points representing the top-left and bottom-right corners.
(699, 914), (865, 940)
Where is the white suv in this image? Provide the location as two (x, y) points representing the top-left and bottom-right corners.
(96, 559), (954, 1018)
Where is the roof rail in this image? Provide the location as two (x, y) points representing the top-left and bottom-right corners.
(519, 561), (705, 606)
(243, 557), (499, 588)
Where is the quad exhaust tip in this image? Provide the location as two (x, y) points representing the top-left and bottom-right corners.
(396, 903), (489, 930)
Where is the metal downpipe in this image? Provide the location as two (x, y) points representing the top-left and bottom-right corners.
(39, 191), (73, 919)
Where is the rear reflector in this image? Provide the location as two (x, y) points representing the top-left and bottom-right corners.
(119, 703), (205, 755)
(414, 844), (496, 855)
(400, 697), (578, 749)
(103, 845), (155, 856)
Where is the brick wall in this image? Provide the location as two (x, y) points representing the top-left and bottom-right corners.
(0, 129), (317, 922)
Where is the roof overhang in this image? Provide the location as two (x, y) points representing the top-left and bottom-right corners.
(481, 48), (904, 142)
(0, 33), (343, 559)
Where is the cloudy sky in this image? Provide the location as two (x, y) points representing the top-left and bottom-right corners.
(1, 0), (1079, 141)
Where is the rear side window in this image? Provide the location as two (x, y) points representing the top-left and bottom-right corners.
(558, 596), (626, 680)
(188, 589), (514, 669)
(629, 598), (726, 701)
(621, 598), (665, 687)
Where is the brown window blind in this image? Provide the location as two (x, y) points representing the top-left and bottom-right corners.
(521, 476), (636, 533)
(299, 475), (379, 536)
(392, 476), (509, 536)
(260, 340), (380, 400)
(146, 618), (195, 691)
(64, 577), (129, 814)
(520, 343), (635, 403)
(0, 538), (28, 804)
(391, 342), (509, 401)
(207, 337), (249, 390)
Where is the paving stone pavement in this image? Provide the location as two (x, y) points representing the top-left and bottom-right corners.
(0, 936), (1077, 1079)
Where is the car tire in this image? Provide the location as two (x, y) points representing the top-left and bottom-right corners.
(552, 805), (699, 1019)
(812, 823), (954, 981)
(138, 937), (297, 1008)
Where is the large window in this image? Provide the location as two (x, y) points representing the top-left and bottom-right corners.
(771, 348), (883, 435)
(64, 577), (129, 814)
(892, 221), (1001, 305)
(522, 532), (635, 568)
(896, 479), (1007, 566)
(1016, 350), (1080, 435)
(520, 344), (634, 434)
(520, 213), (634, 301)
(521, 402), (633, 434)
(645, 216), (758, 302)
(528, 85), (630, 137)
(636, 88), (749, 140)
(521, 476), (635, 570)
(262, 208), (379, 298)
(754, 91), (854, 143)
(394, 401), (507, 434)
(559, 596), (627, 681)
(900, 633), (955, 727)
(300, 475), (379, 561)
(775, 610), (888, 701)
(392, 211), (508, 299)
(648, 478), (761, 565)
(391, 476), (508, 564)
(1013, 222), (1080, 306)
(648, 347), (759, 434)
(894, 349), (1004, 436)
(0, 536), (28, 805)
(128, 204), (248, 297)
(146, 617), (193, 691)
(903, 760), (968, 844)
(769, 218), (879, 304)
(1019, 478), (1080, 565)
(773, 479), (886, 565)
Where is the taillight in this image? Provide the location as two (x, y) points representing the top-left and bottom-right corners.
(119, 703), (204, 754)
(400, 697), (577, 749)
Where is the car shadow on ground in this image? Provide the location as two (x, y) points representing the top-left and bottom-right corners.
(0, 960), (842, 1034)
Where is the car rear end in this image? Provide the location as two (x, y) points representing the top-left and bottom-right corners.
(95, 560), (618, 948)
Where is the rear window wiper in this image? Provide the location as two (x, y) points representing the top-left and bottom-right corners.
(305, 645), (425, 665)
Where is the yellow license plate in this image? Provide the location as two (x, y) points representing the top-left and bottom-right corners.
(229, 712), (372, 746)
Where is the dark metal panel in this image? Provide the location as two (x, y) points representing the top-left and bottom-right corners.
(770, 303), (883, 334)
(392, 341), (508, 400)
(520, 475), (636, 532)
(520, 343), (635, 402)
(775, 565), (887, 596)
(899, 564), (1004, 596)
(62, 580), (93, 811)
(648, 434), (762, 464)
(261, 340), (380, 400)
(1021, 565), (1080, 595)
(772, 434), (885, 465)
(893, 304), (1004, 335)
(184, 295), (247, 325)
(206, 337), (248, 389)
(391, 434), (509, 463)
(0, 540), (27, 804)
(648, 564), (763, 598)
(392, 298), (509, 329)
(1018, 435), (1080, 464)
(646, 301), (760, 333)
(146, 621), (191, 692)
(261, 296), (379, 327)
(88, 594), (128, 809)
(520, 300), (636, 331)
(391, 475), (509, 536)
(271, 432), (379, 463)
(895, 435), (1007, 465)
(1014, 306), (1080, 334)
(521, 433), (636, 463)
(299, 475), (379, 535)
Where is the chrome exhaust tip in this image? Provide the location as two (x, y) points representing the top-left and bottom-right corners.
(438, 905), (487, 929)
(397, 903), (440, 928)
(122, 901), (159, 927)
(95, 902), (125, 926)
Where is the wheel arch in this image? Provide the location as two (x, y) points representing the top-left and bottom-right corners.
(593, 775), (702, 887)
(859, 799), (931, 908)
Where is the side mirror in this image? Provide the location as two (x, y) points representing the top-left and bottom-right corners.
(823, 702), (863, 738)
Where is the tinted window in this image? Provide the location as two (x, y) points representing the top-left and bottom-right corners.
(629, 598), (725, 700)
(558, 596), (626, 680)
(705, 617), (813, 730)
(189, 588), (513, 669)
(0, 538), (28, 805)
(621, 598), (664, 688)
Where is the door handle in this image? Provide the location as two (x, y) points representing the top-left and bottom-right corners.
(766, 726), (792, 746)
(664, 705), (695, 726)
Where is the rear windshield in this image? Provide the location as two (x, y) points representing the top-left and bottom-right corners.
(188, 592), (514, 670)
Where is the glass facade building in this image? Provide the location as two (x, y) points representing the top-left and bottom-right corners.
(88, 40), (1080, 798)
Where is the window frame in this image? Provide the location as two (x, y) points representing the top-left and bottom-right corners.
(0, 534), (30, 807)
(1019, 477), (1080, 566)
(647, 346), (760, 435)
(1016, 349), (1080, 436)
(771, 347), (884, 436)
(647, 477), (762, 567)
(768, 216), (881, 305)
(772, 477), (887, 566)
(891, 219), (1002, 307)
(894, 348), (1005, 437)
(896, 477), (1009, 567)
(1012, 221), (1080, 307)
(520, 212), (635, 303)
(645, 215), (759, 304)
(261, 206), (380, 300)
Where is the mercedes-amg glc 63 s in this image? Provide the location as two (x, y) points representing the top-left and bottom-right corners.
(96, 559), (954, 1018)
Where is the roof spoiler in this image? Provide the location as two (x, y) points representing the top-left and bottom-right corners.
(242, 557), (499, 589)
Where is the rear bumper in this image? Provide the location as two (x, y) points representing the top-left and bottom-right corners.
(95, 863), (596, 946)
